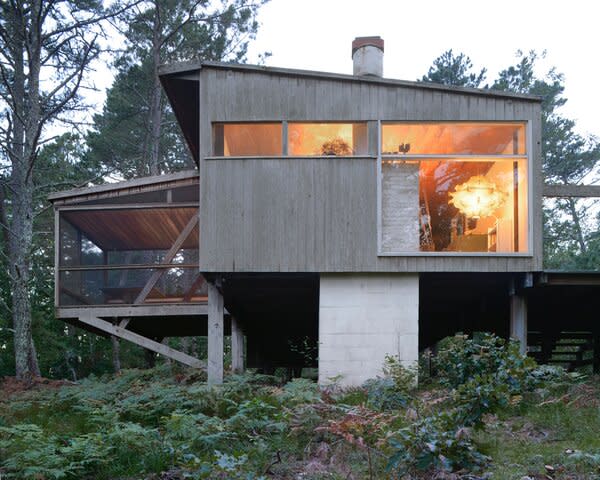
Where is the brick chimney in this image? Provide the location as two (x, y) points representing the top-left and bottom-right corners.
(352, 36), (384, 77)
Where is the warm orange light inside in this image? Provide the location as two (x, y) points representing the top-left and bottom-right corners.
(382, 123), (526, 155)
(214, 123), (282, 156)
(288, 123), (367, 156)
(449, 175), (507, 219)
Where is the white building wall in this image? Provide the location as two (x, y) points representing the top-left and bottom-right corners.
(318, 273), (419, 386)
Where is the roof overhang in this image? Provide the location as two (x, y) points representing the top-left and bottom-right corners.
(158, 60), (543, 103)
(49, 170), (199, 205)
(159, 68), (200, 165)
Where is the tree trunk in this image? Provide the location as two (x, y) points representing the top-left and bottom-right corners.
(567, 197), (588, 254)
(7, 2), (42, 380)
(147, 1), (164, 176)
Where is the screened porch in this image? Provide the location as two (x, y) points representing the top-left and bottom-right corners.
(51, 171), (205, 309)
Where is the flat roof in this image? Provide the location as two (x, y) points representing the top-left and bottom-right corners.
(159, 60), (543, 103)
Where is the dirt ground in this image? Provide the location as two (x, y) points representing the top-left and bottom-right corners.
(0, 376), (72, 397)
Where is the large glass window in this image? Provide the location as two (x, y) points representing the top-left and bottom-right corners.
(288, 123), (368, 156)
(382, 122), (526, 155)
(380, 122), (528, 254)
(213, 123), (282, 156)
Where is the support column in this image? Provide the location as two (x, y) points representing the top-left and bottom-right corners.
(510, 293), (528, 355)
(319, 273), (419, 387)
(208, 282), (224, 385)
(231, 317), (244, 374)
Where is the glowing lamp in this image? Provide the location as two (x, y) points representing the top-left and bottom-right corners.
(449, 175), (506, 219)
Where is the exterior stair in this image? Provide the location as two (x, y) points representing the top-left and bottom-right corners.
(528, 330), (599, 372)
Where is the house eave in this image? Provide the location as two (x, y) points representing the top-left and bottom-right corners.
(48, 169), (199, 204)
(158, 60), (543, 103)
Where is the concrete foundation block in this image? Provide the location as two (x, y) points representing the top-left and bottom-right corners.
(318, 273), (419, 386)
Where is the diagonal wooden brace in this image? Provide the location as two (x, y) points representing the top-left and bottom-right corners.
(134, 212), (199, 305)
(78, 312), (204, 369)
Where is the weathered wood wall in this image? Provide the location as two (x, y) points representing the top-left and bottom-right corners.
(197, 65), (542, 272)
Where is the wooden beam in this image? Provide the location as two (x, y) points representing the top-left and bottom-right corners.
(78, 313), (204, 368)
(134, 212), (199, 304)
(231, 317), (244, 374)
(57, 202), (198, 211)
(59, 263), (198, 272)
(543, 184), (600, 198)
(208, 283), (224, 385)
(57, 304), (209, 319)
(48, 170), (199, 203)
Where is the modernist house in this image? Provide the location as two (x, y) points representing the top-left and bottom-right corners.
(50, 37), (600, 385)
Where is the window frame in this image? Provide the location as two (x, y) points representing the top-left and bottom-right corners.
(210, 121), (373, 158)
(376, 120), (533, 257)
(212, 121), (285, 157)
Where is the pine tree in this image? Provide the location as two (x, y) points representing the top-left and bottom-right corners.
(86, 0), (267, 178)
(0, 0), (132, 380)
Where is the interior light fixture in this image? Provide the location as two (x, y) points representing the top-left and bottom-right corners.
(449, 175), (506, 219)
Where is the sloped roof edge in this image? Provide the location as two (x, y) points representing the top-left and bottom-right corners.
(158, 60), (542, 103)
(48, 169), (199, 203)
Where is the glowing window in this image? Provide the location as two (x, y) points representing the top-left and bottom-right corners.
(288, 123), (368, 156)
(382, 122), (526, 155)
(213, 123), (282, 156)
(380, 122), (528, 254)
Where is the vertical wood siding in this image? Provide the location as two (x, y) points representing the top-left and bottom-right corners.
(198, 68), (542, 273)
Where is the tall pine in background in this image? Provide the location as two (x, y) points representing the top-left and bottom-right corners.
(86, 0), (267, 179)
(0, 0), (134, 380)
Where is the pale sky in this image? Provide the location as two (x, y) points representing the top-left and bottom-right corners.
(246, 0), (599, 138)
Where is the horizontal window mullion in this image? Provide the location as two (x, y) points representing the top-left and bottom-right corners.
(381, 154), (527, 160)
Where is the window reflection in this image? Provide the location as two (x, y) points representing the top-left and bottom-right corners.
(213, 123), (282, 156)
(382, 122), (526, 155)
(381, 122), (528, 254)
(288, 123), (368, 156)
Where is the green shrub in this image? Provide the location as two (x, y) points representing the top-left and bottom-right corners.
(0, 424), (111, 479)
(225, 398), (288, 438)
(192, 451), (267, 479)
(363, 377), (408, 411)
(277, 378), (321, 405)
(362, 356), (416, 412)
(387, 333), (543, 473)
(163, 411), (233, 455)
(388, 411), (488, 476)
(382, 355), (418, 394)
(435, 333), (536, 389)
(442, 335), (539, 428)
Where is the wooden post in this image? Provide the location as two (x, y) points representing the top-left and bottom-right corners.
(54, 209), (60, 307)
(510, 293), (528, 355)
(231, 317), (244, 374)
(208, 282), (224, 385)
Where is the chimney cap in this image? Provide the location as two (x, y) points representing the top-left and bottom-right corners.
(351, 36), (384, 57)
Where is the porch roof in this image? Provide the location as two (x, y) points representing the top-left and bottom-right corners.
(48, 170), (199, 205)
